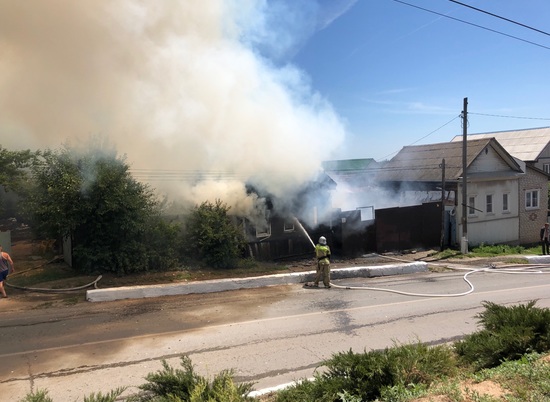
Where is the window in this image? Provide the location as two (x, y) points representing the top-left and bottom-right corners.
(502, 193), (509, 212)
(357, 206), (374, 221)
(525, 190), (539, 209)
(283, 221), (295, 232)
(543, 163), (550, 174)
(468, 196), (476, 215)
(485, 194), (493, 213)
(255, 224), (272, 238)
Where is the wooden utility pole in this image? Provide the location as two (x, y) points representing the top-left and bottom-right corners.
(440, 158), (446, 251)
(461, 97), (468, 253)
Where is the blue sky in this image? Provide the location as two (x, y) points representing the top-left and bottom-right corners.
(2, 0), (549, 207)
(280, 0), (550, 161)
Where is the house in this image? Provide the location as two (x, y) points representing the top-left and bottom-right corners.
(375, 138), (548, 247)
(243, 172), (340, 260)
(451, 127), (550, 174)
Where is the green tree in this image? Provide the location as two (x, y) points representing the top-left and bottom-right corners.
(25, 146), (179, 274)
(185, 199), (246, 269)
(0, 147), (37, 192)
(0, 147), (38, 217)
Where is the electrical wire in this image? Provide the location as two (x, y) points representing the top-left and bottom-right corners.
(380, 115), (461, 160)
(469, 112), (550, 121)
(392, 0), (550, 51)
(448, 0), (550, 38)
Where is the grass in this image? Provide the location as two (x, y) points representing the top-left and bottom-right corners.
(433, 244), (540, 260)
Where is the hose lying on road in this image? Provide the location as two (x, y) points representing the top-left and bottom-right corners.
(329, 254), (550, 298)
(6, 275), (102, 293)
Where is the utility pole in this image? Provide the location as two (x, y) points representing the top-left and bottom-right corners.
(440, 158), (446, 251)
(461, 97), (468, 254)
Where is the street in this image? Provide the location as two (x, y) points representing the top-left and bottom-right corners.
(1, 266), (550, 401)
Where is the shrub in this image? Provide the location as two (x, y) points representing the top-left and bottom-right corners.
(184, 200), (246, 269)
(131, 356), (254, 402)
(455, 300), (550, 370)
(275, 342), (456, 402)
(19, 390), (53, 402)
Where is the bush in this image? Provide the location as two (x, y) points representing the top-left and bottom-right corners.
(275, 342), (456, 402)
(131, 356), (254, 402)
(455, 300), (550, 370)
(184, 200), (246, 269)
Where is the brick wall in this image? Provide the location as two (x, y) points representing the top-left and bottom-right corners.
(519, 167), (548, 245)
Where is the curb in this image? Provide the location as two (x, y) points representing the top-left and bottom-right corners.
(86, 262), (428, 302)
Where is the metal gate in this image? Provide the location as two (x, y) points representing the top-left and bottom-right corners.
(375, 202), (442, 252)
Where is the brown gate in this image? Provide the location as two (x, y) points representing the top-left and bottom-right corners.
(375, 202), (442, 252)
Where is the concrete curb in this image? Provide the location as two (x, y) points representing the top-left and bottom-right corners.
(524, 255), (550, 264)
(86, 262), (428, 302)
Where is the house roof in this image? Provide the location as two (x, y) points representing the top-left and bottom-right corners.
(376, 138), (522, 183)
(322, 158), (378, 172)
(450, 127), (550, 162)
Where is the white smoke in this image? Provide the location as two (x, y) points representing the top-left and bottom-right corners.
(0, 0), (347, 220)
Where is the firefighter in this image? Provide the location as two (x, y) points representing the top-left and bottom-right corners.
(313, 236), (331, 288)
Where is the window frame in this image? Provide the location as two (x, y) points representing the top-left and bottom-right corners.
(486, 194), (493, 214)
(502, 193), (509, 212)
(525, 189), (540, 210)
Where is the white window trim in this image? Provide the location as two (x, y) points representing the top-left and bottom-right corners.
(525, 189), (540, 210)
(502, 192), (510, 213)
(283, 222), (295, 233)
(255, 224), (272, 238)
(468, 195), (477, 217)
(486, 193), (494, 215)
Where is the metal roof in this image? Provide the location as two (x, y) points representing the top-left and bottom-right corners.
(450, 127), (550, 162)
(376, 138), (521, 182)
(322, 158), (378, 172)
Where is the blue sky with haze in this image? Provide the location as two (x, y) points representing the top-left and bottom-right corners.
(277, 0), (550, 161)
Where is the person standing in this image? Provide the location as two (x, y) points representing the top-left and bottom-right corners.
(314, 236), (331, 288)
(541, 223), (550, 255)
(0, 244), (14, 298)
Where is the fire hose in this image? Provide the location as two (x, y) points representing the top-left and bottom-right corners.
(329, 256), (550, 298)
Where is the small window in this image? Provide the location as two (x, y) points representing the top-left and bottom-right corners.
(256, 224), (272, 238)
(502, 193), (509, 212)
(468, 196), (476, 215)
(486, 194), (493, 214)
(525, 190), (540, 210)
(357, 206), (374, 221)
(543, 163), (550, 174)
(283, 222), (295, 232)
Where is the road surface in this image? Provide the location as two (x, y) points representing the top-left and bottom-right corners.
(1, 265), (550, 401)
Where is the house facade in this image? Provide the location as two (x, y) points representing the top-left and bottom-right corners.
(451, 127), (550, 173)
(376, 138), (531, 247)
(518, 164), (548, 244)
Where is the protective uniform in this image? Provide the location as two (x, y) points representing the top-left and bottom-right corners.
(314, 237), (331, 288)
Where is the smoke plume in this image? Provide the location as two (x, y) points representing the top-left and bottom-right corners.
(0, 0), (346, 219)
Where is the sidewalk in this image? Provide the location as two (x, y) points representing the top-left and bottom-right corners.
(86, 261), (429, 302)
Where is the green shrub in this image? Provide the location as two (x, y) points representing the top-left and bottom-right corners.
(131, 356), (254, 402)
(18, 390), (53, 402)
(184, 200), (246, 269)
(275, 342), (456, 402)
(455, 301), (550, 370)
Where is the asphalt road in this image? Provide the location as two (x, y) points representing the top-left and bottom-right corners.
(1, 265), (550, 401)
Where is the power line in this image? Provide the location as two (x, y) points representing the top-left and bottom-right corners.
(380, 114), (461, 160)
(469, 112), (550, 121)
(392, 0), (550, 51)
(449, 0), (550, 37)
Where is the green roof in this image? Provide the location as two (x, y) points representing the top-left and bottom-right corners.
(322, 158), (376, 171)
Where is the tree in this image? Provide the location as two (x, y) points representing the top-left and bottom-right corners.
(0, 147), (37, 192)
(25, 146), (179, 274)
(185, 200), (246, 269)
(0, 147), (38, 217)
